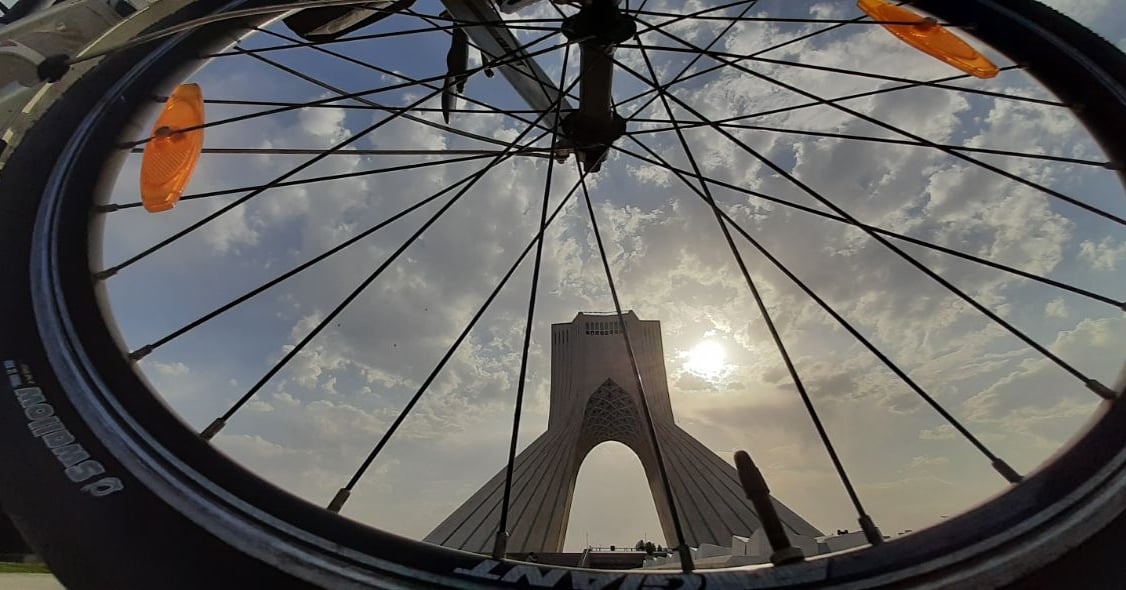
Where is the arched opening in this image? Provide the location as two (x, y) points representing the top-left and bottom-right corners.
(563, 441), (664, 552)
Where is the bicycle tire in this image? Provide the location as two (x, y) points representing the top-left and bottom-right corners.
(1, 0), (1124, 588)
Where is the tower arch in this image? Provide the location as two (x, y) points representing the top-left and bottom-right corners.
(564, 440), (660, 551)
(424, 312), (821, 553)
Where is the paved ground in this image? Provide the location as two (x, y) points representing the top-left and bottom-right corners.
(0, 573), (66, 589)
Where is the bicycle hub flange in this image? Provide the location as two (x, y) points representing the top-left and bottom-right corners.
(559, 0), (634, 172)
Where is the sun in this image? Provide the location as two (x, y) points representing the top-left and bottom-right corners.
(684, 340), (729, 380)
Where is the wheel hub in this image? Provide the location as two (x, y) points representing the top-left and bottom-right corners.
(559, 0), (634, 172)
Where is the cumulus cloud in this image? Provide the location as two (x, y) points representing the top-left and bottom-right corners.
(299, 105), (348, 140)
(907, 455), (950, 470)
(151, 360), (190, 377)
(1078, 237), (1126, 271)
(1045, 297), (1070, 319)
(919, 424), (956, 440)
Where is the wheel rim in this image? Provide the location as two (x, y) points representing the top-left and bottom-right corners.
(26, 0), (1126, 586)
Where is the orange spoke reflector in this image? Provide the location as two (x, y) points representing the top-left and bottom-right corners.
(140, 83), (205, 212)
(858, 0), (999, 79)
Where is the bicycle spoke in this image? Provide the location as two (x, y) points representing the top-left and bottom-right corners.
(185, 1), (749, 153)
(624, 121), (1112, 168)
(749, 54), (1059, 106)
(98, 38), (566, 279)
(545, 0), (569, 19)
(327, 158), (593, 515)
(201, 21), (557, 58)
(615, 0), (760, 119)
(409, 0), (770, 117)
(127, 147), (552, 157)
(129, 130), (550, 361)
(426, 0), (793, 133)
(607, 50), (1121, 400)
(395, 10), (564, 26)
(232, 46), (524, 151)
(199, 107), (562, 442)
(120, 0), (753, 149)
(622, 66), (1021, 142)
(105, 5), (765, 274)
(609, 141), (1124, 310)
(65, 0), (557, 65)
(192, 98), (547, 114)
(746, 4), (887, 57)
(248, 26), (576, 136)
(407, 10), (584, 108)
(629, 0), (761, 32)
(620, 66), (1016, 126)
(121, 33), (569, 149)
(577, 161), (697, 572)
(494, 42), (571, 560)
(622, 42), (1064, 107)
(102, 152), (505, 211)
(626, 132), (1023, 485)
(419, 0), (754, 28)
(614, 12), (1022, 122)
(631, 9), (951, 26)
(315, 11), (739, 512)
(399, 0), (762, 119)
(632, 30), (1126, 228)
(636, 35), (884, 550)
(316, 54), (596, 511)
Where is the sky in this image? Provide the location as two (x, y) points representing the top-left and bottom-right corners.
(94, 0), (1126, 554)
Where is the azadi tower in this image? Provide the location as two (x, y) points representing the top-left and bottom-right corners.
(425, 312), (821, 552)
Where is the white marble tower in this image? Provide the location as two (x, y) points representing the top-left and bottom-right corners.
(424, 312), (821, 552)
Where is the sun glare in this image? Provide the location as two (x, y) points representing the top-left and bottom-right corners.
(684, 340), (729, 380)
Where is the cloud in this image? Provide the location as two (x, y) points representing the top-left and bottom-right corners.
(919, 425), (956, 440)
(907, 455), (950, 470)
(1078, 237), (1126, 271)
(674, 371), (716, 391)
(151, 360), (190, 377)
(959, 316), (1122, 464)
(299, 105), (348, 140)
(1045, 297), (1070, 319)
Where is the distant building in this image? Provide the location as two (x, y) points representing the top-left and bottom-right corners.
(643, 530), (869, 569)
(425, 312), (821, 553)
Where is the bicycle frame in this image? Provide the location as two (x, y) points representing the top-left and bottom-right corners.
(440, 0), (574, 130)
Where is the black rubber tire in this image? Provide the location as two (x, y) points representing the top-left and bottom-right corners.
(0, 1), (1124, 588)
(0, 5), (329, 588)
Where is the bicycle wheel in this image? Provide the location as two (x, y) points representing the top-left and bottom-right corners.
(1, 0), (1125, 588)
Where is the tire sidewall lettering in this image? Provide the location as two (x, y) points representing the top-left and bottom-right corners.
(6, 361), (124, 498)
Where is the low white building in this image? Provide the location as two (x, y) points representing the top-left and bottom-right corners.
(643, 530), (870, 569)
